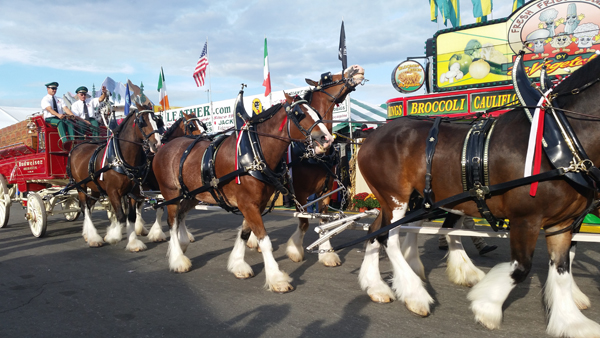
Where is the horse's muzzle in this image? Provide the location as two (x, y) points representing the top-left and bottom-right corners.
(313, 132), (334, 155)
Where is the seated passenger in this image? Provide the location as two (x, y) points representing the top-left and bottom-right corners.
(70, 86), (108, 138)
(40, 81), (77, 145)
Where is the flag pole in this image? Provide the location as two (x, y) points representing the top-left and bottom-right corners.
(206, 37), (213, 115)
(266, 35), (272, 108)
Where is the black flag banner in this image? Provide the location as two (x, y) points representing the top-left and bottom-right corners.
(338, 20), (347, 70)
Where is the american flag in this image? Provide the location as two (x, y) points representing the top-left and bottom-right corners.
(193, 42), (208, 87)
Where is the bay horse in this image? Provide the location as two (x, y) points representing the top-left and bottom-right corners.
(246, 65), (365, 267)
(68, 103), (164, 251)
(355, 55), (600, 336)
(134, 112), (206, 242)
(152, 89), (333, 292)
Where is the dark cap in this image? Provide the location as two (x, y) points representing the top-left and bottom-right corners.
(45, 82), (59, 88)
(76, 86), (88, 94)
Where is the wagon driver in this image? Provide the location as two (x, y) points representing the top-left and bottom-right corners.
(41, 81), (77, 145)
(70, 85), (108, 137)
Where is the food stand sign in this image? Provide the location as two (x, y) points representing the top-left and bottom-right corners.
(392, 60), (426, 93)
(433, 0), (600, 92)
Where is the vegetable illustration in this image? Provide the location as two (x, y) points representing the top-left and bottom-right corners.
(448, 53), (472, 74)
(464, 39), (482, 58)
(440, 62), (464, 84)
(469, 59), (491, 79)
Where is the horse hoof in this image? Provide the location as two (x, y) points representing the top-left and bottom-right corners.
(234, 271), (254, 279)
(405, 303), (430, 317)
(287, 252), (304, 263)
(88, 241), (103, 248)
(270, 283), (294, 293)
(172, 267), (190, 273)
(369, 294), (393, 303)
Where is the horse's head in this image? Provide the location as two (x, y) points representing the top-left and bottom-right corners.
(134, 102), (165, 153)
(284, 93), (333, 154)
(304, 65), (365, 129)
(182, 112), (206, 136)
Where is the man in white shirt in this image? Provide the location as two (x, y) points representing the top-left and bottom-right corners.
(40, 82), (77, 145)
(70, 86), (108, 137)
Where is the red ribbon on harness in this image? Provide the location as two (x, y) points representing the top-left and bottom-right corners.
(530, 108), (545, 197)
(279, 116), (288, 132)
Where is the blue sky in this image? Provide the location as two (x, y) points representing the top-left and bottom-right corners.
(0, 0), (514, 109)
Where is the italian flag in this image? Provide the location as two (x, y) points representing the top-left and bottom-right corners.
(262, 38), (271, 97)
(157, 67), (170, 111)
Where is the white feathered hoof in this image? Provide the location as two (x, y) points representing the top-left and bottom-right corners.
(87, 237), (104, 248)
(446, 250), (485, 287)
(405, 300), (431, 317)
(546, 314), (600, 338)
(286, 239), (304, 262)
(247, 232), (259, 250)
(126, 239), (147, 252)
(147, 224), (167, 242)
(319, 252), (341, 267)
(367, 284), (396, 303)
(230, 262), (254, 279)
(266, 272), (294, 293)
(169, 255), (192, 273)
(470, 300), (503, 330)
(401, 290), (433, 317)
(135, 221), (149, 236)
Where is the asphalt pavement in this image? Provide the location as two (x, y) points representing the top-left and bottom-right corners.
(1, 203), (599, 338)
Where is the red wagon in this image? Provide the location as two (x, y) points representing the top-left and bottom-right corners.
(0, 114), (107, 237)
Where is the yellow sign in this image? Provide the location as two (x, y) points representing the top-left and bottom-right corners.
(387, 101), (404, 119)
(434, 0), (600, 92)
(252, 99), (263, 115)
(471, 90), (517, 112)
(408, 95), (468, 116)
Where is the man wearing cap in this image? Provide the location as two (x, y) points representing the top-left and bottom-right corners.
(41, 82), (77, 144)
(70, 85), (108, 137)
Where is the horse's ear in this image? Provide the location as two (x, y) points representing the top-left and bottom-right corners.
(135, 102), (143, 111)
(283, 92), (294, 103)
(305, 78), (318, 86)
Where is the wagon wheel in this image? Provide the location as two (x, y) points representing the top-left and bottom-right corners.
(0, 175), (11, 228)
(62, 197), (81, 222)
(27, 193), (47, 238)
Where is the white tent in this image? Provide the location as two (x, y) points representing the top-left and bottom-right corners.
(0, 106), (40, 129)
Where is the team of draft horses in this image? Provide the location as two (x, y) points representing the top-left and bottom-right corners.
(59, 59), (600, 337)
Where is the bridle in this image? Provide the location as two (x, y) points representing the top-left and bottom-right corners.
(184, 117), (207, 135)
(135, 110), (165, 150)
(306, 71), (365, 115)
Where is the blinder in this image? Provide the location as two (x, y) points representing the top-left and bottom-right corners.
(320, 72), (333, 86)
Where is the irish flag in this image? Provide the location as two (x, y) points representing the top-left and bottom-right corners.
(262, 38), (271, 97)
(157, 67), (170, 111)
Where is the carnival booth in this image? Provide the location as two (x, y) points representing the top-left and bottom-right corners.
(358, 0), (600, 224)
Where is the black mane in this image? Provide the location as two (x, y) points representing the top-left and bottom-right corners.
(162, 118), (183, 142)
(113, 110), (136, 134)
(554, 55), (600, 108)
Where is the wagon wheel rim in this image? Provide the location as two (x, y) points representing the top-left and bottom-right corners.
(0, 175), (11, 228)
(62, 197), (81, 222)
(27, 193), (47, 237)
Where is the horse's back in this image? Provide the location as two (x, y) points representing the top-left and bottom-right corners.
(358, 118), (471, 194)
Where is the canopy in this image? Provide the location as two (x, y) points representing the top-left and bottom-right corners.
(0, 106), (39, 129)
(333, 98), (387, 133)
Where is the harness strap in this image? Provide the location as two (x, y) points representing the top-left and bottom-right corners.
(331, 168), (566, 252)
(153, 167), (247, 209)
(422, 117), (441, 209)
